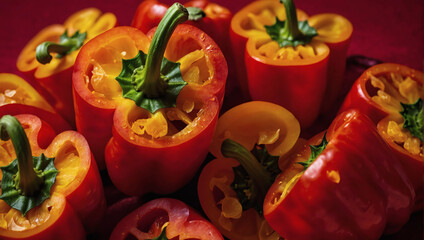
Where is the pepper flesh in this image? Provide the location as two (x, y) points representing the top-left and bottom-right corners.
(0, 114), (105, 234)
(16, 8), (117, 126)
(109, 198), (223, 240)
(0, 73), (71, 133)
(198, 101), (301, 240)
(263, 110), (415, 240)
(73, 24), (226, 194)
(339, 63), (423, 209)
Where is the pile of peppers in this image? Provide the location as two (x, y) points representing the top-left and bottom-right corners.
(0, 0), (422, 239)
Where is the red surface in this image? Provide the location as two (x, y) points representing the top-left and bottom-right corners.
(0, 0), (422, 239)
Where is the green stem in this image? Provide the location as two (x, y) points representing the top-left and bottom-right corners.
(280, 0), (302, 40)
(36, 39), (75, 64)
(136, 3), (189, 98)
(221, 139), (273, 207)
(0, 115), (43, 196)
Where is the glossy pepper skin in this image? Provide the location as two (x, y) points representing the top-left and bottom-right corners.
(131, 0), (231, 53)
(198, 101), (301, 240)
(73, 22), (226, 192)
(240, 0), (352, 128)
(16, 8), (117, 126)
(0, 73), (71, 133)
(0, 114), (106, 234)
(263, 110), (415, 240)
(110, 198), (224, 240)
(339, 63), (423, 210)
(230, 0), (309, 101)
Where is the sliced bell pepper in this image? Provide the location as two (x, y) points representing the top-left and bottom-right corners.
(0, 114), (106, 234)
(230, 0), (309, 101)
(0, 73), (71, 133)
(339, 63), (423, 209)
(72, 3), (226, 194)
(16, 8), (117, 126)
(339, 63), (423, 123)
(109, 198), (224, 240)
(263, 109), (415, 239)
(198, 101), (301, 240)
(242, 0), (352, 128)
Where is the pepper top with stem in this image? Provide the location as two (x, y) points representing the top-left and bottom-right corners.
(221, 139), (275, 213)
(116, 3), (189, 113)
(0, 115), (57, 216)
(36, 30), (87, 64)
(0, 115), (43, 196)
(265, 0), (317, 47)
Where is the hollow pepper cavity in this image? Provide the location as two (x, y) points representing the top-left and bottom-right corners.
(198, 101), (301, 240)
(0, 114), (105, 238)
(110, 198), (224, 240)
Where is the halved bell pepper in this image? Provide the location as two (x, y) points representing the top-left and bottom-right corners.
(230, 0), (309, 101)
(0, 73), (71, 133)
(16, 8), (117, 126)
(0, 114), (106, 235)
(263, 109), (415, 240)
(339, 63), (423, 210)
(198, 101), (301, 240)
(110, 198), (224, 240)
(72, 3), (227, 194)
(242, 0), (352, 128)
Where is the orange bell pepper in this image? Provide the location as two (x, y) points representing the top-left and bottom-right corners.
(0, 114), (106, 235)
(198, 101), (301, 240)
(0, 73), (71, 133)
(16, 8), (117, 126)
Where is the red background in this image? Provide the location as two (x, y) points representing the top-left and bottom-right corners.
(0, 0), (422, 239)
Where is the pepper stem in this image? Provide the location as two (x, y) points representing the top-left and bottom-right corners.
(36, 30), (87, 64)
(0, 115), (43, 196)
(135, 3), (189, 98)
(221, 139), (273, 207)
(280, 0), (302, 40)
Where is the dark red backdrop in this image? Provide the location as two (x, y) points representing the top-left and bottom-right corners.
(0, 0), (423, 75)
(0, 0), (422, 239)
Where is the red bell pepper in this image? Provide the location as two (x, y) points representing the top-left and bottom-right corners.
(198, 101), (301, 240)
(73, 3), (226, 195)
(339, 63), (423, 209)
(16, 8), (117, 126)
(263, 109), (415, 240)
(109, 198), (224, 240)
(230, 0), (309, 101)
(0, 114), (106, 235)
(0, 73), (71, 133)
(233, 0), (352, 127)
